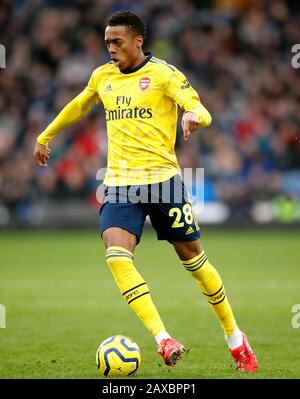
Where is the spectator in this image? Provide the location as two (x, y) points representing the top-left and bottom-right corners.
(0, 0), (299, 223)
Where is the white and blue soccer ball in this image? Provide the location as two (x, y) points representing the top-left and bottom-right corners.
(96, 335), (142, 377)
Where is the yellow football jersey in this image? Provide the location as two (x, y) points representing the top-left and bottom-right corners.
(38, 53), (212, 186)
(86, 53), (211, 185)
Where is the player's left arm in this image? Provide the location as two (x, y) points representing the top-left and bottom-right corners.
(163, 67), (212, 140)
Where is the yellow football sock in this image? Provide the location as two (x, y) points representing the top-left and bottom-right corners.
(106, 246), (166, 336)
(182, 251), (237, 336)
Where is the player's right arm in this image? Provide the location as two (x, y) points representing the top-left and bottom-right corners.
(34, 70), (100, 167)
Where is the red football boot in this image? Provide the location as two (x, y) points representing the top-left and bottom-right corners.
(157, 338), (187, 366)
(230, 333), (258, 372)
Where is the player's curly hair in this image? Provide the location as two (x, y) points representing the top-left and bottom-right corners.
(107, 11), (147, 39)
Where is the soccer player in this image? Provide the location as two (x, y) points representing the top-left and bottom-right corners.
(34, 11), (258, 372)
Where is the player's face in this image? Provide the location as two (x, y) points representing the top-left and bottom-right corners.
(104, 26), (143, 71)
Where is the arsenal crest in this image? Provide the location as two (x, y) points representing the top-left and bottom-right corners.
(139, 77), (151, 91)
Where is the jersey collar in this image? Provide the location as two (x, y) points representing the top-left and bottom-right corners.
(120, 52), (153, 74)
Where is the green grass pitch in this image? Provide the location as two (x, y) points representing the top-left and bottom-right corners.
(0, 228), (299, 379)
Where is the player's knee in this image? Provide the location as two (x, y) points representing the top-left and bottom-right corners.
(102, 227), (137, 253)
(186, 247), (202, 260)
(173, 240), (202, 261)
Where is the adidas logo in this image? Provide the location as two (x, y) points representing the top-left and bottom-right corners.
(185, 226), (194, 235)
(104, 84), (112, 92)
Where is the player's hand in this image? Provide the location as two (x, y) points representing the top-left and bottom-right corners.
(33, 141), (51, 167)
(181, 111), (199, 141)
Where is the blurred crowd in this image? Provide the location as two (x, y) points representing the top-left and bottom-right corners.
(0, 0), (300, 224)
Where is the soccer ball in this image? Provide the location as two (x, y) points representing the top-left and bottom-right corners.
(96, 335), (142, 377)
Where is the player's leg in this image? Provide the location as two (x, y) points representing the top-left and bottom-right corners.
(100, 208), (173, 361)
(173, 239), (239, 340)
(172, 239), (258, 372)
(147, 174), (257, 371)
